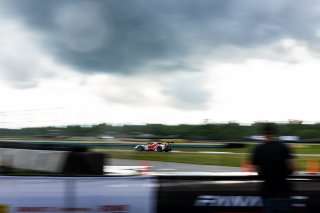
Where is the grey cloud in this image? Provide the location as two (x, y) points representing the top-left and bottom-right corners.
(4, 0), (320, 75)
(162, 75), (211, 110)
(0, 59), (44, 89)
(53, 1), (111, 53)
(0, 48), (43, 89)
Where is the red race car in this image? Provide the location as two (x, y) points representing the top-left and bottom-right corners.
(134, 142), (172, 152)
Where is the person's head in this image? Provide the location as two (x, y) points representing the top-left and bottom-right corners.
(259, 123), (278, 141)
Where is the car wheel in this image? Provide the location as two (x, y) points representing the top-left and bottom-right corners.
(165, 146), (171, 152)
(136, 146), (144, 152)
(156, 146), (162, 152)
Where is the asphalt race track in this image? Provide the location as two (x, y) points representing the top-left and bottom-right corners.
(106, 158), (242, 175)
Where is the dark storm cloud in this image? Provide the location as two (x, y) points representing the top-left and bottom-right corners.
(4, 0), (320, 75)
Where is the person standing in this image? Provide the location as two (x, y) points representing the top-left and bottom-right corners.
(251, 123), (296, 213)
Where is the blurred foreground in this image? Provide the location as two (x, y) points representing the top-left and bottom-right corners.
(0, 140), (320, 213)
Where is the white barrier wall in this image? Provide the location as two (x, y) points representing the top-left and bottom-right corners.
(0, 176), (156, 213)
(0, 148), (69, 173)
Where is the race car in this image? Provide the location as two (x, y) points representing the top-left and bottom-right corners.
(134, 142), (173, 152)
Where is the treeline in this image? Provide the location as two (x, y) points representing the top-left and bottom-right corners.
(1, 122), (320, 140)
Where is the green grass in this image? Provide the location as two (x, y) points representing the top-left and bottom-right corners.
(105, 151), (245, 167)
(290, 143), (320, 154)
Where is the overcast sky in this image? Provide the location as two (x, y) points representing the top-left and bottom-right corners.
(1, 0), (320, 128)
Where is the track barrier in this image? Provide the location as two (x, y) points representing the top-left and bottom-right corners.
(157, 175), (320, 213)
(0, 142), (105, 175)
